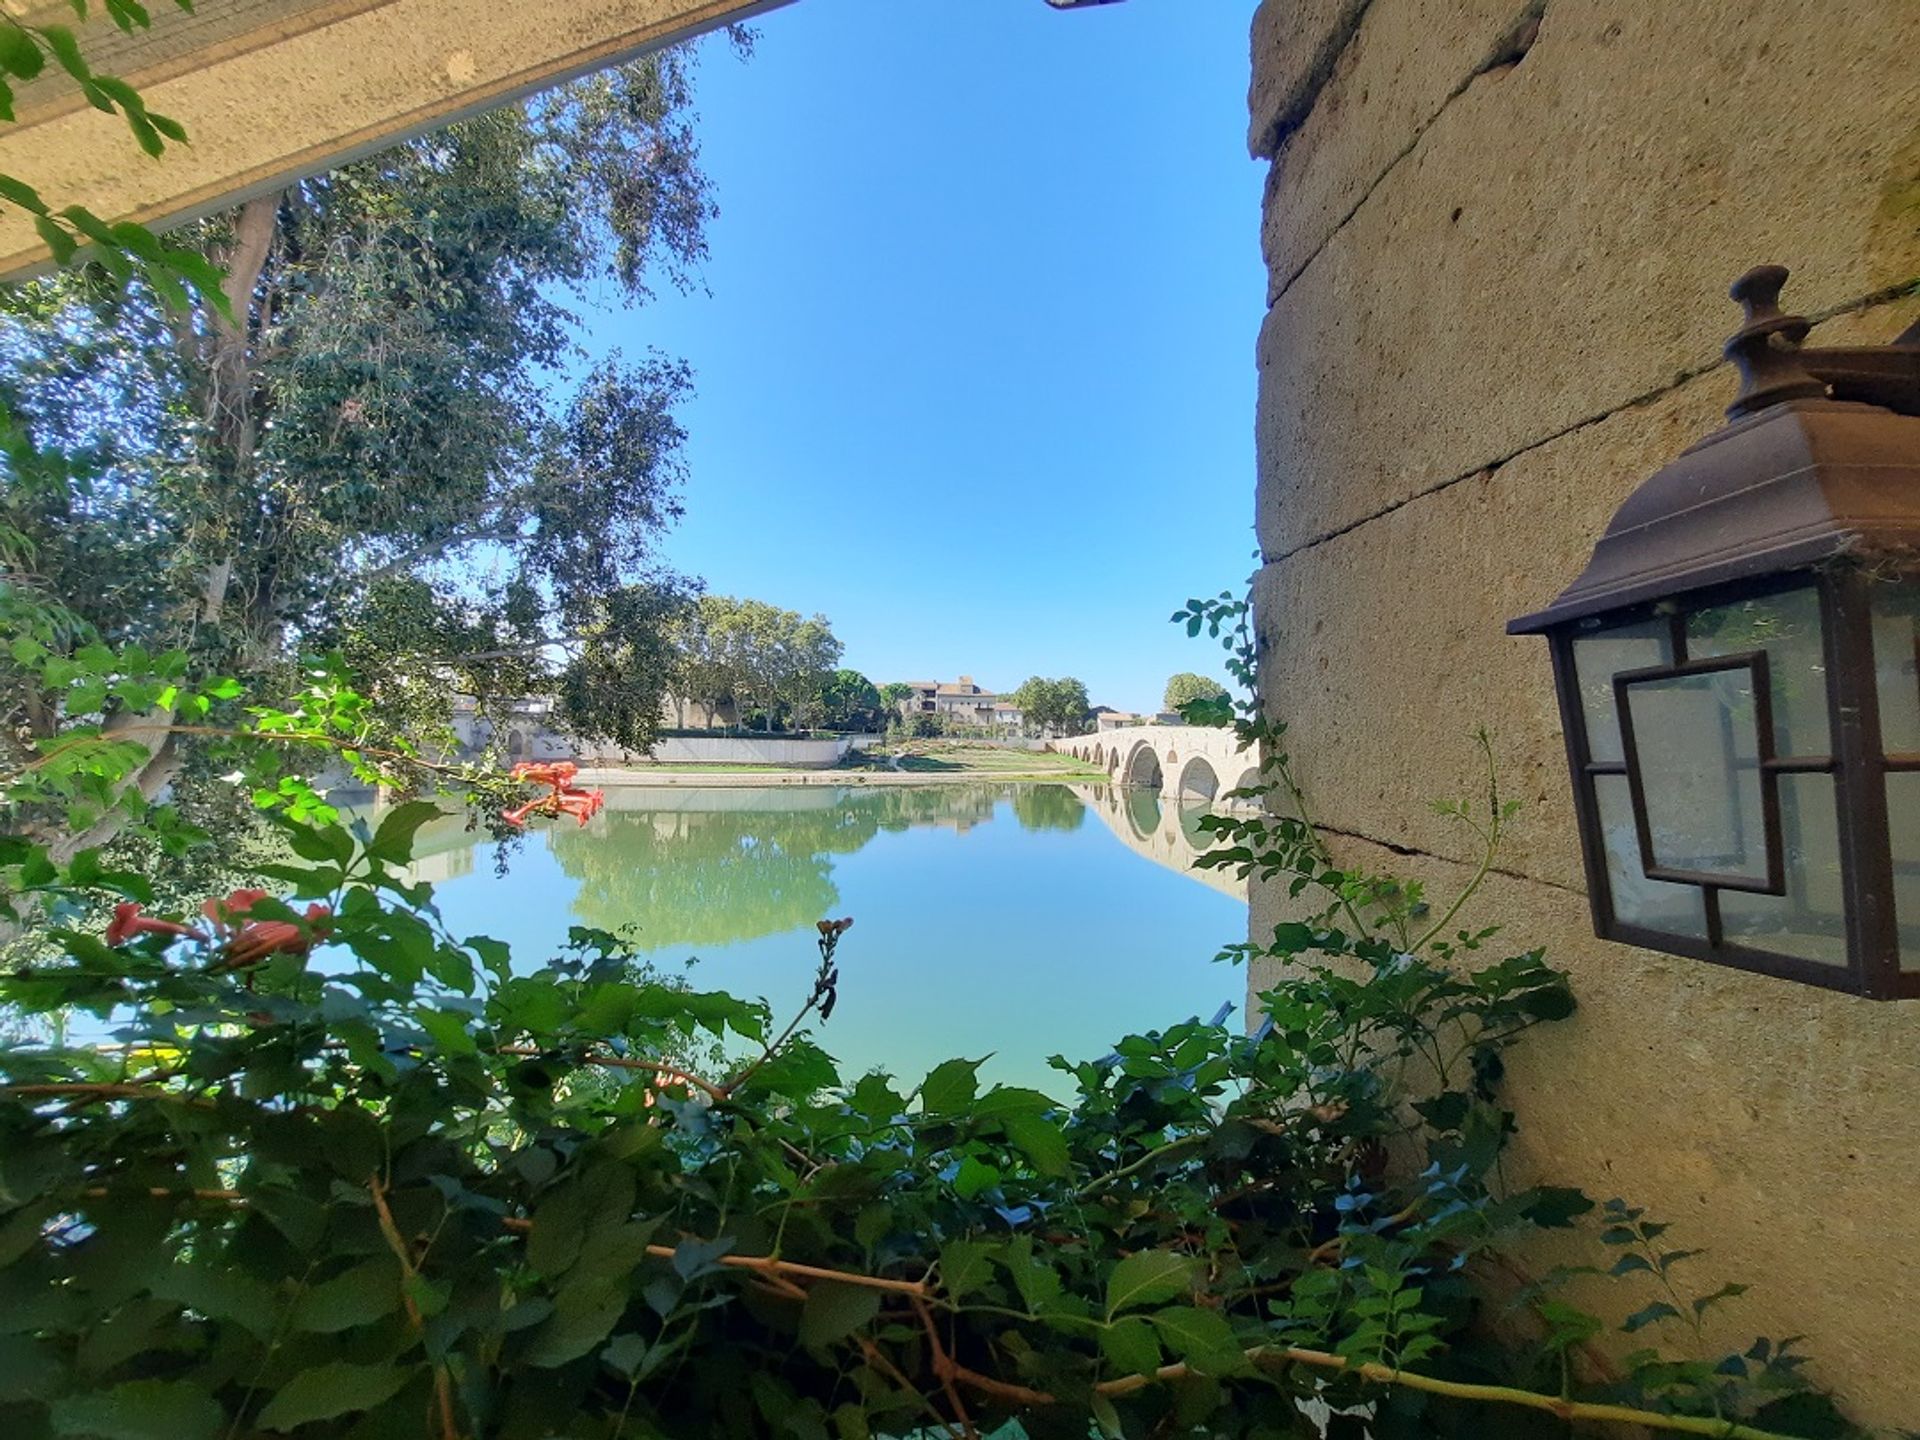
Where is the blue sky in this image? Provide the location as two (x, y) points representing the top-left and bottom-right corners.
(574, 0), (1263, 714)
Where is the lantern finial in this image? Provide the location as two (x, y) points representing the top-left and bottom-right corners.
(1724, 265), (1828, 420)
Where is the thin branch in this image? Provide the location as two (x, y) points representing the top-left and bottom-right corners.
(913, 1296), (979, 1440)
(370, 1175), (460, 1440)
(956, 1342), (1809, 1440)
(1075, 1132), (1210, 1199)
(492, 1217), (929, 1297)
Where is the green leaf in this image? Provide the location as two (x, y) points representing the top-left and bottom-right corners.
(798, 1281), (881, 1349)
(150, 1264), (276, 1338)
(1692, 1282), (1748, 1316)
(970, 1085), (1053, 1120)
(414, 1004), (477, 1056)
(38, 26), (86, 82)
(523, 1282), (629, 1368)
(33, 215), (75, 265)
(1150, 1306), (1248, 1376)
(1106, 1251), (1194, 1316)
(1090, 1391), (1125, 1440)
(918, 1057), (980, 1114)
(51, 1379), (222, 1440)
(1100, 1315), (1161, 1377)
(953, 1155), (999, 1200)
(286, 821), (353, 865)
(940, 1240), (994, 1299)
(368, 799), (442, 863)
(1002, 1111), (1070, 1177)
(255, 1362), (415, 1431)
(0, 27), (43, 80)
(289, 1256), (402, 1332)
(1621, 1301), (1682, 1333)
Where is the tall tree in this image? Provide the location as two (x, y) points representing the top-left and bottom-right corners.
(1, 39), (746, 856)
(670, 595), (844, 733)
(818, 669), (883, 732)
(1010, 676), (1090, 737)
(1163, 672), (1229, 713)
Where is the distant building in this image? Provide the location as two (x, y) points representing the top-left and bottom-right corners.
(1095, 710), (1146, 732)
(898, 676), (1024, 730)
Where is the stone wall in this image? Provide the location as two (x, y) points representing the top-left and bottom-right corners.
(1246, 0), (1920, 1421)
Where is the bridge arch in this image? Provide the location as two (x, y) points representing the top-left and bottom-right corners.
(1176, 756), (1219, 803)
(1124, 740), (1163, 789)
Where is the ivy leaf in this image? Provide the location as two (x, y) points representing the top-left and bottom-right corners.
(255, 1362), (416, 1430)
(1106, 1251), (1195, 1316)
(1099, 1315), (1161, 1377)
(918, 1057), (981, 1114)
(52, 1379), (223, 1439)
(798, 1281), (881, 1349)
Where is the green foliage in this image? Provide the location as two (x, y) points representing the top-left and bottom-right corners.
(817, 668), (884, 732)
(2, 21), (738, 875)
(1010, 675), (1091, 737)
(0, 639), (1855, 1437)
(1162, 671), (1228, 714)
(668, 595), (845, 733)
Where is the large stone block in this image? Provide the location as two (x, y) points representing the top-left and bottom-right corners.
(1260, 0), (1537, 297)
(1255, 366), (1724, 886)
(1247, 841), (1920, 1429)
(1246, 0), (1371, 160)
(1254, 0), (1920, 561)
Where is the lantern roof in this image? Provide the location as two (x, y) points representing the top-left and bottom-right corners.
(1509, 266), (1920, 634)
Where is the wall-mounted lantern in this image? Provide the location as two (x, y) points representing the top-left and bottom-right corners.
(1510, 266), (1920, 998)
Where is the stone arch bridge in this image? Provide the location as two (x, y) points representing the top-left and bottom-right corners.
(1049, 725), (1258, 805)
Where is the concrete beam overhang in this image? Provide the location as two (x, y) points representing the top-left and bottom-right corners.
(0, 0), (788, 279)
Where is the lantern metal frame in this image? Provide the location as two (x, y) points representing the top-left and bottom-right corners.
(1514, 266), (1920, 1000)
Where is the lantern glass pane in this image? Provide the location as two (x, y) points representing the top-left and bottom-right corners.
(1870, 582), (1920, 755)
(1620, 665), (1768, 883)
(1687, 585), (1828, 757)
(1889, 772), (1920, 972)
(1594, 774), (1706, 937)
(1571, 620), (1671, 763)
(1718, 774), (1847, 966)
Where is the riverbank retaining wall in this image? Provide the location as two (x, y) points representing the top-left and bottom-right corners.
(1246, 0), (1920, 1419)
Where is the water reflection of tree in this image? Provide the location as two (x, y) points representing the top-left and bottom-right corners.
(1012, 785), (1086, 832)
(544, 784), (1016, 949)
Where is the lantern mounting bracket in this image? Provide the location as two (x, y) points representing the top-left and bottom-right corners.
(1725, 264), (1920, 418)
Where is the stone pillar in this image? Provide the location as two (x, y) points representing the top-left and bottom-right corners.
(1247, 0), (1920, 1420)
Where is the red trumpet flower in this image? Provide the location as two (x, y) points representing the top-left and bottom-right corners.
(105, 902), (208, 947)
(501, 757), (605, 829)
(217, 903), (333, 970)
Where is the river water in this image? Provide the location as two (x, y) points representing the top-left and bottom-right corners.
(409, 782), (1246, 1097)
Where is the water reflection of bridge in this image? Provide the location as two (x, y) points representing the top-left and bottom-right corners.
(1064, 781), (1247, 902)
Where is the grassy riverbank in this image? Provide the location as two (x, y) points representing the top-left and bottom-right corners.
(585, 741), (1110, 787)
